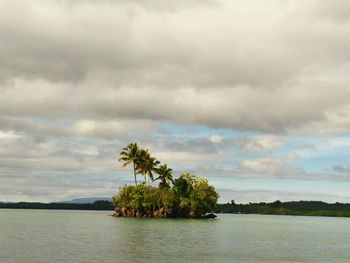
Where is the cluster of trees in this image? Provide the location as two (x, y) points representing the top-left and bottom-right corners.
(217, 200), (350, 217)
(114, 143), (219, 218)
(119, 142), (173, 188)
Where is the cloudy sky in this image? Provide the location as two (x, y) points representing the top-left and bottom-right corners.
(1, 0), (350, 203)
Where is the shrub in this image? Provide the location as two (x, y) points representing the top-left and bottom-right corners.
(173, 173), (219, 217)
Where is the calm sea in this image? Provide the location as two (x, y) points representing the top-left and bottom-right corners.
(1, 209), (349, 262)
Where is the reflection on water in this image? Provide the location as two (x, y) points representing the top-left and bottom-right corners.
(1, 209), (350, 263)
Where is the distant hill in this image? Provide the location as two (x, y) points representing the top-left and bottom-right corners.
(62, 197), (112, 204)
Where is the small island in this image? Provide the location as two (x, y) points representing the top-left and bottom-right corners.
(112, 143), (219, 218)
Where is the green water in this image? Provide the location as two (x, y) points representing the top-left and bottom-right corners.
(1, 209), (350, 262)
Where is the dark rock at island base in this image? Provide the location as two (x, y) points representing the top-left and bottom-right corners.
(165, 208), (173, 217)
(136, 210), (143, 217)
(112, 207), (217, 219)
(152, 208), (173, 218)
(204, 213), (217, 219)
(114, 211), (122, 217)
(121, 207), (127, 215)
(153, 209), (161, 217)
(113, 208), (122, 217)
(159, 207), (165, 216)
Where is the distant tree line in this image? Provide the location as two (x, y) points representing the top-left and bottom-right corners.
(3, 200), (350, 217)
(216, 200), (350, 217)
(0, 200), (113, 210)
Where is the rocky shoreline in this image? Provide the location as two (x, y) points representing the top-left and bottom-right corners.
(112, 207), (217, 219)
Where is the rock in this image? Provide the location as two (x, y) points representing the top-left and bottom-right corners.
(121, 207), (127, 215)
(113, 210), (120, 217)
(153, 209), (161, 217)
(131, 209), (135, 217)
(159, 208), (165, 217)
(165, 208), (173, 217)
(111, 206), (215, 219)
(113, 208), (123, 217)
(204, 213), (217, 219)
(136, 210), (144, 217)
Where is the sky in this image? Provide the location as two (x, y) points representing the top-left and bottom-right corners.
(1, 0), (350, 203)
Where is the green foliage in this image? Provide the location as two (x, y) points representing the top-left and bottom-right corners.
(113, 173), (219, 217)
(116, 143), (219, 218)
(216, 201), (350, 217)
(157, 188), (178, 209)
(119, 143), (161, 185)
(113, 184), (151, 210)
(135, 149), (160, 185)
(119, 142), (140, 185)
(112, 184), (178, 211)
(154, 164), (174, 189)
(173, 173), (219, 217)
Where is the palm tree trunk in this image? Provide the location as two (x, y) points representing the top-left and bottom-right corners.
(133, 162), (137, 185)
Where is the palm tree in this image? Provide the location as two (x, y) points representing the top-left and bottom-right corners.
(119, 142), (140, 185)
(154, 164), (174, 188)
(136, 149), (160, 185)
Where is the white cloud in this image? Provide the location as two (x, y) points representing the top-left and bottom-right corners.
(236, 156), (305, 179)
(209, 135), (223, 144)
(239, 135), (284, 152)
(0, 1), (349, 134)
(0, 130), (20, 139)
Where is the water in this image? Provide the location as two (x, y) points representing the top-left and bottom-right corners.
(1, 209), (350, 263)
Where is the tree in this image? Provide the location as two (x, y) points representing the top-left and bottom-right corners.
(119, 142), (140, 185)
(136, 149), (160, 185)
(173, 173), (219, 217)
(154, 164), (174, 188)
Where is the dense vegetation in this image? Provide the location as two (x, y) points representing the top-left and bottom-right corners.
(113, 143), (219, 218)
(113, 174), (219, 218)
(0, 200), (112, 210)
(217, 200), (350, 217)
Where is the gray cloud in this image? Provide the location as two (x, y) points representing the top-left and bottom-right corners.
(0, 169), (132, 202)
(154, 137), (220, 154)
(237, 135), (285, 152)
(333, 165), (350, 174)
(1, 0), (350, 201)
(0, 1), (350, 133)
(310, 0), (350, 22)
